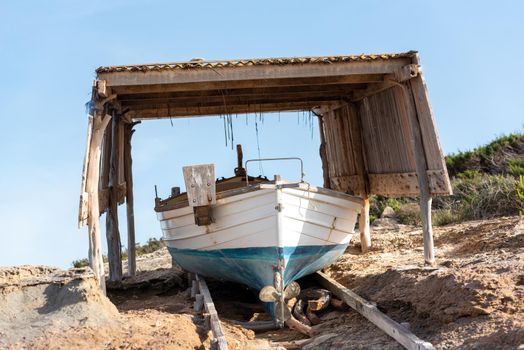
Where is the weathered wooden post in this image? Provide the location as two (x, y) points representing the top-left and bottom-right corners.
(317, 116), (331, 189)
(83, 111), (111, 293)
(124, 122), (137, 276)
(106, 112), (123, 281)
(359, 195), (371, 253)
(403, 82), (436, 265)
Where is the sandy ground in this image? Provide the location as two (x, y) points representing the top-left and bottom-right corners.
(1, 216), (523, 349)
(323, 216), (524, 349)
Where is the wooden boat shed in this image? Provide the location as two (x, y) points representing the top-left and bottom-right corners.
(78, 51), (452, 292)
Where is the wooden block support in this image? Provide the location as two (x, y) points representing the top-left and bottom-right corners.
(183, 164), (216, 226)
(194, 294), (204, 312)
(316, 272), (435, 350)
(106, 114), (123, 281)
(183, 164), (216, 207)
(359, 195), (371, 253)
(191, 280), (198, 298)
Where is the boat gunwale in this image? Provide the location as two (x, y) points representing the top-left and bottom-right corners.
(155, 181), (364, 213)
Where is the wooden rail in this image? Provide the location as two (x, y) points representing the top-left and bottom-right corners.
(190, 274), (229, 350)
(316, 272), (435, 350)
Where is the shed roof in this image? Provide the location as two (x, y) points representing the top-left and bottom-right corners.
(89, 51), (451, 198)
(95, 51), (420, 119)
(96, 52), (417, 73)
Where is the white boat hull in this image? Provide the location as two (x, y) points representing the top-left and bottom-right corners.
(156, 183), (362, 290)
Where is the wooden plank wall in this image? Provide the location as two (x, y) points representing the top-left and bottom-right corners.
(359, 86), (416, 175)
(321, 103), (366, 195)
(320, 84), (451, 197)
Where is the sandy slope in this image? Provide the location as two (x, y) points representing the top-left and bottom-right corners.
(323, 216), (524, 349)
(1, 216), (522, 349)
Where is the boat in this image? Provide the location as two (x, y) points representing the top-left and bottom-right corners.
(154, 150), (363, 324)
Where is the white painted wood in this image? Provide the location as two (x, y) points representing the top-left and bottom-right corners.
(156, 182), (362, 252)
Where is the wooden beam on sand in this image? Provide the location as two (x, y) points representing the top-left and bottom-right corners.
(106, 112), (123, 281)
(316, 272), (435, 350)
(193, 274), (229, 350)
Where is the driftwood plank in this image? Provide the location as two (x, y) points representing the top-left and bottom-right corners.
(78, 116), (94, 227)
(85, 113), (112, 293)
(316, 272), (435, 350)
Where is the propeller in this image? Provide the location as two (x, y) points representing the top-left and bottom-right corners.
(283, 281), (301, 299)
(274, 301), (291, 322)
(259, 281), (301, 302)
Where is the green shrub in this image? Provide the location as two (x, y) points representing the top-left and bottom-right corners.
(508, 158), (524, 177)
(393, 174), (524, 227)
(518, 175), (524, 216)
(446, 133), (523, 177)
(72, 237), (165, 268)
(135, 238), (165, 255)
(451, 174), (522, 220)
(72, 258), (89, 268)
(432, 209), (456, 226)
(396, 203), (421, 226)
(369, 196), (404, 219)
(456, 169), (481, 179)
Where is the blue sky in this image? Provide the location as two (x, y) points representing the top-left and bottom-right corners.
(0, 1), (522, 268)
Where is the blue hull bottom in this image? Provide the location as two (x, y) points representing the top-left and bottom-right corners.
(168, 244), (347, 290)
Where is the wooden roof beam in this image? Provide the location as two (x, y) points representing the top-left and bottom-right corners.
(117, 83), (367, 101)
(119, 90), (356, 107)
(99, 59), (410, 88)
(127, 100), (338, 119)
(124, 95), (343, 111)
(108, 74), (386, 95)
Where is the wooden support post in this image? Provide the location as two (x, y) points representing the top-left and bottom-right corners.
(106, 113), (123, 281)
(194, 294), (204, 312)
(85, 113), (111, 293)
(403, 83), (435, 265)
(191, 280), (198, 298)
(124, 123), (137, 276)
(359, 195), (371, 253)
(317, 116), (331, 189)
